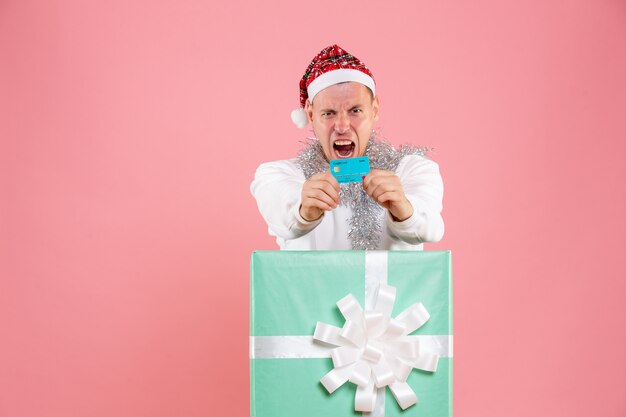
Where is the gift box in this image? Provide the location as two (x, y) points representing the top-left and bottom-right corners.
(250, 251), (452, 417)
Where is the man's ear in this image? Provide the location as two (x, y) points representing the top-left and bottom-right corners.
(305, 99), (314, 123)
(372, 96), (380, 122)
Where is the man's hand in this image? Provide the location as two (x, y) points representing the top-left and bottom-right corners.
(300, 172), (341, 221)
(363, 169), (413, 222)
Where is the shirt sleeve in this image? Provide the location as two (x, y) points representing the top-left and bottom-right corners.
(250, 159), (323, 240)
(385, 154), (445, 244)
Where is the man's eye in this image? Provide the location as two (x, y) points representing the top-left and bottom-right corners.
(352, 108), (363, 113)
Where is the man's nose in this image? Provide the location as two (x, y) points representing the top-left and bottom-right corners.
(334, 113), (349, 133)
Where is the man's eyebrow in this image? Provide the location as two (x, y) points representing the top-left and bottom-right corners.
(319, 108), (336, 113)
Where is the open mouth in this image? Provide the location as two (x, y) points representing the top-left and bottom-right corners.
(333, 140), (355, 158)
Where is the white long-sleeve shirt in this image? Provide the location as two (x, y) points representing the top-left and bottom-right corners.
(250, 154), (444, 250)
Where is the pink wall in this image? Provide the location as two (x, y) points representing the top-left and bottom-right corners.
(2, 1), (625, 416)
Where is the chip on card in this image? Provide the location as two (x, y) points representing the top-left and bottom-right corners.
(330, 156), (370, 183)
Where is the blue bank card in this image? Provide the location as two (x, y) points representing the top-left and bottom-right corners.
(330, 156), (371, 184)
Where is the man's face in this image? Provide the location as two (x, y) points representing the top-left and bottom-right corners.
(305, 82), (379, 161)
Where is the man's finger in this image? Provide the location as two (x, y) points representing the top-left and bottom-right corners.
(363, 169), (395, 188)
(304, 189), (338, 209)
(305, 199), (334, 213)
(309, 181), (340, 204)
(309, 172), (340, 194)
(371, 183), (399, 201)
(376, 190), (402, 205)
(365, 176), (400, 197)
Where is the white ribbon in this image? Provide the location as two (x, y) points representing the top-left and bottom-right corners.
(313, 282), (439, 412)
(250, 335), (452, 359)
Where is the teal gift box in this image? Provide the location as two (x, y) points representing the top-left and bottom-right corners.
(250, 251), (452, 417)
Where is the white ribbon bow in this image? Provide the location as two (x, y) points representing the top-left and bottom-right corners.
(313, 283), (439, 412)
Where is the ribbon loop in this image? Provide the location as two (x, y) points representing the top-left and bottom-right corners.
(386, 354), (414, 382)
(331, 346), (360, 368)
(340, 320), (365, 347)
(372, 356), (396, 388)
(355, 380), (377, 412)
(373, 283), (396, 317)
(396, 303), (430, 335)
(362, 343), (383, 363)
(337, 294), (365, 324)
(349, 360), (372, 386)
(380, 318), (405, 339)
(313, 322), (342, 346)
(389, 381), (418, 410)
(320, 364), (355, 393)
(389, 337), (420, 358)
(364, 311), (385, 338)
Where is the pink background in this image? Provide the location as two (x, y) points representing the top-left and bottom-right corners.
(2, 1), (625, 416)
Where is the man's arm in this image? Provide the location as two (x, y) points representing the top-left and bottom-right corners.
(363, 155), (444, 244)
(250, 160), (339, 240)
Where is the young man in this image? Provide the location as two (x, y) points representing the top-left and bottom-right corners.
(251, 45), (444, 250)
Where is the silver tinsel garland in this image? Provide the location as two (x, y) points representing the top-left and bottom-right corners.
(296, 133), (429, 250)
